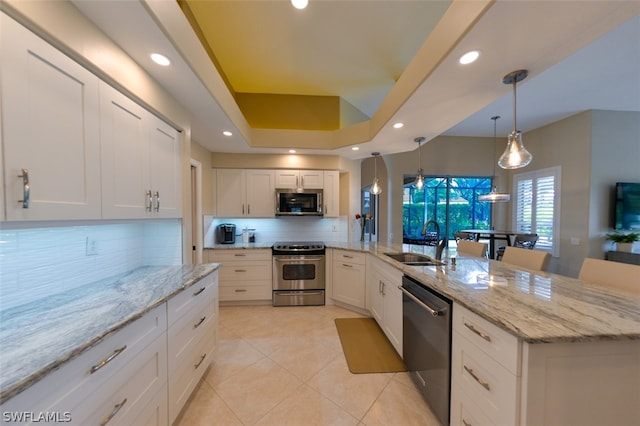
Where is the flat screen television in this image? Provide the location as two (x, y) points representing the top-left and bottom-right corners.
(614, 182), (640, 230)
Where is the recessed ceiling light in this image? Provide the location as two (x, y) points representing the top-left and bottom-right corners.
(150, 53), (171, 66)
(291, 0), (308, 10)
(393, 122), (404, 129)
(351, 147), (360, 151)
(459, 50), (480, 65)
(222, 130), (232, 137)
(289, 149), (297, 153)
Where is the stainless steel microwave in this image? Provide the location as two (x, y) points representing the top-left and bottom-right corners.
(275, 189), (323, 216)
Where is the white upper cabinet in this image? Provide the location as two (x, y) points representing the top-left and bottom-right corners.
(100, 84), (150, 219)
(100, 83), (181, 219)
(215, 169), (274, 218)
(275, 170), (323, 189)
(1, 14), (102, 221)
(323, 170), (339, 218)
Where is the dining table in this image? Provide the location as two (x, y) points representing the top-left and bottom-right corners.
(460, 229), (521, 259)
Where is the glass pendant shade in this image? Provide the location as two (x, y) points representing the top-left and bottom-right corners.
(498, 131), (532, 169)
(371, 177), (382, 195)
(479, 115), (511, 203)
(370, 152), (382, 195)
(414, 170), (424, 190)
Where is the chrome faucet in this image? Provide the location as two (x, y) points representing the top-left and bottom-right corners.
(421, 219), (447, 260)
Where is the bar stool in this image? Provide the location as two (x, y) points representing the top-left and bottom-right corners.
(578, 258), (640, 294)
(496, 233), (538, 260)
(501, 246), (550, 271)
(457, 240), (488, 258)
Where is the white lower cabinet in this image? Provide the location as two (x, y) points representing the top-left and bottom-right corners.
(451, 303), (520, 426)
(366, 256), (403, 356)
(332, 250), (366, 308)
(0, 304), (168, 425)
(167, 271), (218, 423)
(208, 249), (272, 302)
(0, 272), (220, 426)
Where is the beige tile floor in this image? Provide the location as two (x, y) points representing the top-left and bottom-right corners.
(175, 304), (441, 426)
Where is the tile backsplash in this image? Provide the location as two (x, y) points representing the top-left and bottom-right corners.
(0, 220), (182, 311)
(203, 216), (349, 246)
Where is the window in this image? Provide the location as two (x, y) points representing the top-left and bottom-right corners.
(402, 176), (493, 244)
(513, 166), (561, 257)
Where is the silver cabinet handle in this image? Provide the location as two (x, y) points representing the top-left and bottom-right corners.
(194, 353), (207, 369)
(301, 176), (304, 187)
(342, 254), (354, 259)
(464, 322), (492, 342)
(234, 269), (247, 273)
(381, 281), (386, 296)
(146, 190), (153, 212)
(234, 253), (247, 257)
(193, 287), (206, 296)
(462, 420), (472, 426)
(194, 316), (206, 329)
(154, 191), (160, 212)
(464, 365), (491, 391)
(397, 286), (440, 317)
(379, 280), (382, 294)
(17, 168), (30, 208)
(99, 398), (127, 426)
(242, 204), (245, 214)
(296, 176), (299, 188)
(234, 289), (247, 292)
(90, 345), (127, 374)
(247, 204), (250, 215)
(325, 204), (328, 215)
(342, 263), (353, 268)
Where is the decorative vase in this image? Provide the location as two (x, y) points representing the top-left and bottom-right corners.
(616, 242), (633, 252)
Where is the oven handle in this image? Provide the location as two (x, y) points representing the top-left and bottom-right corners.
(398, 286), (441, 317)
(274, 256), (325, 262)
(275, 291), (324, 296)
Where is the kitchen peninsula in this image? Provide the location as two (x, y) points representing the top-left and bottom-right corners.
(209, 241), (640, 425)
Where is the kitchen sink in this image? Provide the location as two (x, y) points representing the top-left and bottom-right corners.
(383, 252), (444, 266)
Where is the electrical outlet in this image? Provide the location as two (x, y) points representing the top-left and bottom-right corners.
(86, 237), (98, 256)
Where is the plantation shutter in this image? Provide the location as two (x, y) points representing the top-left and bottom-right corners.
(513, 167), (561, 257)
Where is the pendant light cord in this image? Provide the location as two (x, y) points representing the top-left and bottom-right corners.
(512, 80), (517, 132)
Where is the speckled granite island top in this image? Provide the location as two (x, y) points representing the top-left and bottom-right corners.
(0, 264), (219, 403)
(327, 242), (640, 344)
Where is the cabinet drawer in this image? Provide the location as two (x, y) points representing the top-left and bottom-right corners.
(1, 304), (166, 414)
(168, 298), (216, 375)
(452, 331), (519, 424)
(450, 385), (493, 426)
(453, 304), (520, 375)
(167, 272), (217, 325)
(219, 261), (271, 281)
(63, 333), (167, 425)
(168, 328), (215, 423)
(210, 249), (272, 262)
(333, 249), (366, 265)
(220, 283), (272, 301)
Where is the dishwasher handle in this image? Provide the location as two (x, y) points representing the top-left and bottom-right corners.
(398, 285), (441, 317)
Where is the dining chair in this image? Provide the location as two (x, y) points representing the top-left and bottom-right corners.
(501, 246), (550, 271)
(453, 232), (475, 243)
(456, 239), (488, 258)
(578, 258), (640, 294)
(496, 233), (539, 260)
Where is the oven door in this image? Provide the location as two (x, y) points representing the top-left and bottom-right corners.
(273, 255), (325, 290)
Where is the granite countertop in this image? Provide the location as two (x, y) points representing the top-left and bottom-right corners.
(0, 264), (220, 403)
(332, 242), (640, 344)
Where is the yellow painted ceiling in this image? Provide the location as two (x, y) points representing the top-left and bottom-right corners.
(179, 0), (452, 130)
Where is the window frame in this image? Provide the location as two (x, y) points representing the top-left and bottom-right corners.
(511, 166), (561, 257)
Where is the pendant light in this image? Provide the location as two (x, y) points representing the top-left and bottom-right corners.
(370, 152), (382, 195)
(498, 69), (532, 169)
(414, 137), (425, 190)
(479, 116), (511, 202)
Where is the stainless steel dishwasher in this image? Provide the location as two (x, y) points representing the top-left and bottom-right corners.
(399, 275), (452, 426)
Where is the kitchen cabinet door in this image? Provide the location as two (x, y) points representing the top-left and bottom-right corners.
(1, 14), (101, 221)
(323, 170), (339, 217)
(275, 170), (323, 189)
(245, 169), (275, 217)
(148, 116), (181, 218)
(100, 83), (150, 219)
(215, 169), (246, 217)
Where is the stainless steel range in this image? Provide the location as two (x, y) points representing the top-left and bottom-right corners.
(272, 241), (326, 306)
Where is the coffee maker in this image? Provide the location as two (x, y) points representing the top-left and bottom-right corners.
(216, 224), (236, 244)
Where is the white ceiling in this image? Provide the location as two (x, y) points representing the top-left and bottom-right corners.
(71, 0), (640, 160)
